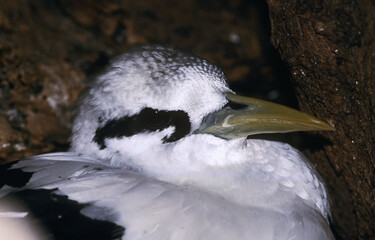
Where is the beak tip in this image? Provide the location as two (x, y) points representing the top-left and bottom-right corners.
(313, 119), (335, 131)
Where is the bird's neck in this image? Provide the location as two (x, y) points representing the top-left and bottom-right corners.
(110, 135), (329, 220)
(73, 130), (329, 220)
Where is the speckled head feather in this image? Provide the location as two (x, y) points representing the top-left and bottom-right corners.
(81, 45), (229, 123)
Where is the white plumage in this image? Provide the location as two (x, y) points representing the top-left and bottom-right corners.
(0, 45), (334, 240)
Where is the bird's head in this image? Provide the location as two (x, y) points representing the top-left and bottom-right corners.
(70, 45), (332, 171)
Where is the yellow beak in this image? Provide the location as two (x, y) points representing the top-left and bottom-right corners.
(195, 93), (333, 139)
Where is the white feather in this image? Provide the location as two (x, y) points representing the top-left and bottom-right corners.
(6, 152), (332, 240)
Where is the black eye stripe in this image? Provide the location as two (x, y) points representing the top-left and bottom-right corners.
(141, 109), (172, 130)
(93, 108), (191, 149)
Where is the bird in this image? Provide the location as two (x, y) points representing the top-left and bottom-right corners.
(0, 44), (335, 240)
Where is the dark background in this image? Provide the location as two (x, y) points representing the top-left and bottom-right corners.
(0, 0), (374, 239)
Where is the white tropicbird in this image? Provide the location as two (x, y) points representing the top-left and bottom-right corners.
(0, 45), (335, 240)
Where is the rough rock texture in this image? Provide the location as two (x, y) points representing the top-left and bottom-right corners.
(0, 0), (373, 239)
(267, 0), (375, 239)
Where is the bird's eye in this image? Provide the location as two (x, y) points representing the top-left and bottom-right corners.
(141, 109), (172, 130)
(224, 100), (248, 110)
